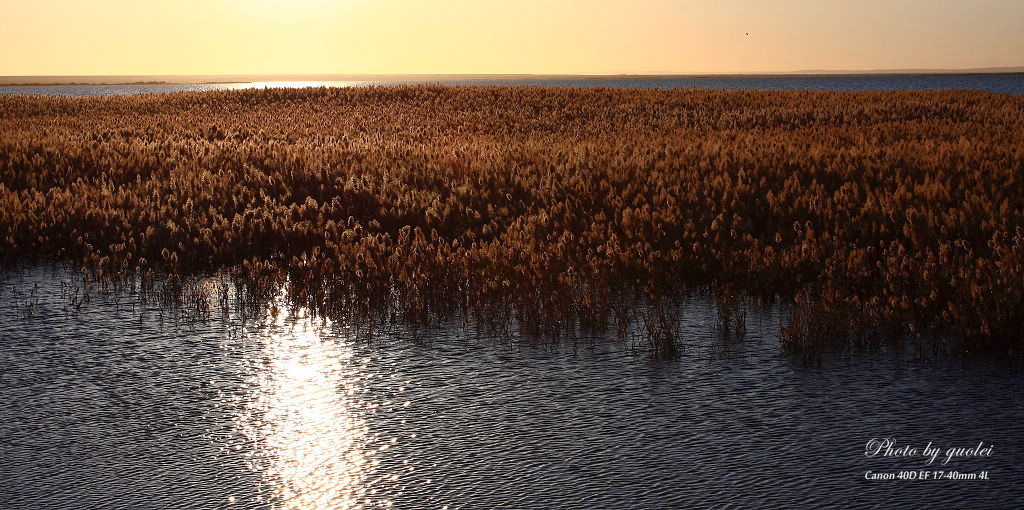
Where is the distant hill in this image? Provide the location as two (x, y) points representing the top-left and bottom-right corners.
(789, 66), (1024, 75)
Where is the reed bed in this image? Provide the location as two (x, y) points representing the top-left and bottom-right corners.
(2, 85), (1023, 357)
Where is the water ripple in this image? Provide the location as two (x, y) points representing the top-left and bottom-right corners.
(2, 266), (1024, 508)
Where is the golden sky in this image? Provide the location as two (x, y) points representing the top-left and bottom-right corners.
(1, 0), (1022, 76)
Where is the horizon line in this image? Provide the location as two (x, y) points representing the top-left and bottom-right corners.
(3, 67), (1024, 86)
(3, 65), (1024, 79)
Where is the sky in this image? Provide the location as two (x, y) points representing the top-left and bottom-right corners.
(1, 0), (1022, 76)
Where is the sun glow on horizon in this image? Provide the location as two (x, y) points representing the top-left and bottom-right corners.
(1, 0), (1022, 76)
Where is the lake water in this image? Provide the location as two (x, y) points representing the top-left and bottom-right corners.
(2, 265), (1023, 508)
(1, 74), (1023, 97)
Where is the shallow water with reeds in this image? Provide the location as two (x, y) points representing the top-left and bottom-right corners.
(2, 265), (1023, 508)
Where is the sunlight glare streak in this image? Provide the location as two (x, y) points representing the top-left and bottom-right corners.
(234, 289), (380, 509)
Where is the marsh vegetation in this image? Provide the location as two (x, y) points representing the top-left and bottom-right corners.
(1, 85), (1022, 357)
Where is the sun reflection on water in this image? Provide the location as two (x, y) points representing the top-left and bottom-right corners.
(224, 81), (374, 91)
(233, 294), (389, 509)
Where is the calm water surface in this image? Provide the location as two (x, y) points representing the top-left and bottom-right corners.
(1, 74), (1023, 96)
(2, 266), (1023, 508)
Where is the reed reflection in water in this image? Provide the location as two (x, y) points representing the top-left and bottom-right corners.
(232, 293), (387, 509)
(3, 267), (1024, 509)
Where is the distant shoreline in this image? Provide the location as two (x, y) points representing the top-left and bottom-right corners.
(0, 80), (241, 87)
(3, 70), (1024, 87)
(1, 80), (175, 87)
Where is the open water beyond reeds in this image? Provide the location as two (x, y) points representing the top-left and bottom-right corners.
(1, 74), (1023, 97)
(2, 265), (1023, 508)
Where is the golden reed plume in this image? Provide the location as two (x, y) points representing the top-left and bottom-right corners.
(1, 85), (1022, 357)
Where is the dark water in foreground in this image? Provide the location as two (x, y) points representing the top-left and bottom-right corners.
(2, 266), (1023, 509)
(1, 74), (1023, 97)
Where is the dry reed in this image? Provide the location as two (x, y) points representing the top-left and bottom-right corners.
(2, 85), (1022, 357)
